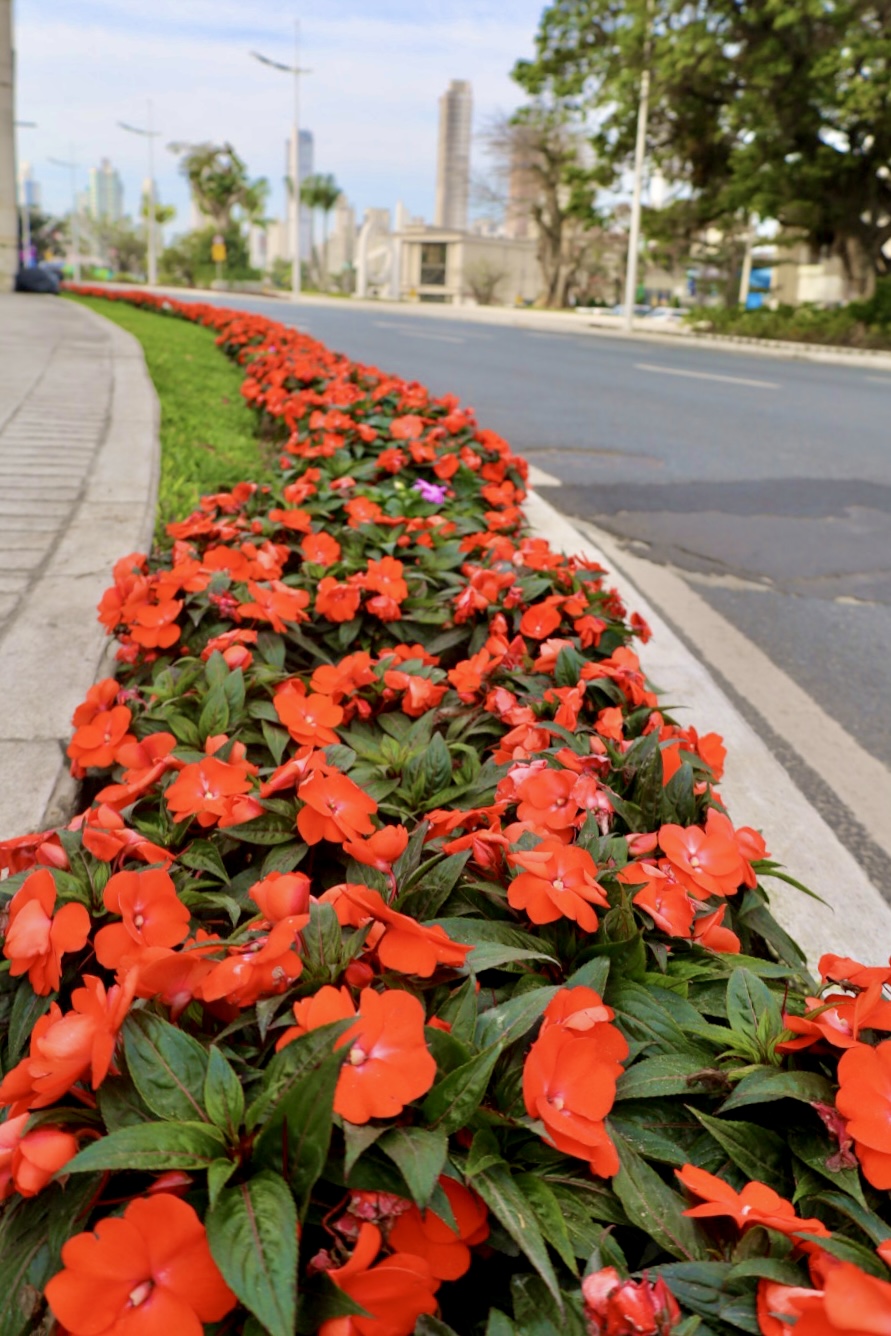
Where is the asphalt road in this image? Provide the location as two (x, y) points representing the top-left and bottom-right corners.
(185, 292), (891, 882)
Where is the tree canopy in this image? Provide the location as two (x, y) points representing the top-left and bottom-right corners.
(515, 0), (891, 285)
(169, 142), (268, 233)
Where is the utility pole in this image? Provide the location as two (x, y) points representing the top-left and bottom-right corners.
(738, 213), (756, 309)
(0, 0), (17, 292)
(250, 23), (311, 301)
(48, 149), (81, 281)
(622, 0), (653, 334)
(119, 102), (161, 284)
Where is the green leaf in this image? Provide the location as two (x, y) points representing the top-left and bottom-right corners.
(379, 1127), (449, 1209)
(564, 958), (611, 993)
(6, 988), (51, 1066)
(207, 1172), (298, 1336)
(789, 1127), (867, 1208)
(612, 1131), (707, 1261)
(204, 1046), (245, 1139)
(198, 680), (230, 738)
(475, 985), (559, 1049)
(180, 838), (229, 880)
(615, 1056), (718, 1101)
(252, 1031), (348, 1219)
(473, 1163), (563, 1309)
(485, 1313), (517, 1336)
(692, 1109), (787, 1187)
(653, 1262), (759, 1333)
(97, 1072), (155, 1130)
(396, 851), (470, 920)
(423, 1043), (503, 1133)
(814, 1191), (891, 1246)
(208, 1156), (238, 1205)
(720, 1068), (834, 1113)
(65, 1121), (225, 1172)
(728, 1258), (810, 1285)
(726, 969), (783, 1040)
(798, 1232), (888, 1279)
(513, 1174), (577, 1273)
(343, 1122), (386, 1177)
(123, 1012), (209, 1123)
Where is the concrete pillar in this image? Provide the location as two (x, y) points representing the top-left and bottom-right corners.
(0, 0), (17, 292)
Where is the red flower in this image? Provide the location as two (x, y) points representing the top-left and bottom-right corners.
(0, 1113), (79, 1201)
(836, 1040), (891, 1188)
(322, 883), (471, 977)
(320, 1222), (438, 1336)
(297, 767), (378, 845)
(274, 681), (344, 745)
(2, 869), (91, 994)
(676, 1164), (830, 1237)
(316, 576), (362, 622)
(0, 974), (134, 1112)
(44, 1193), (236, 1336)
(248, 870), (311, 921)
(301, 530), (342, 565)
(778, 984), (891, 1053)
(277, 985), (436, 1124)
(519, 600), (564, 640)
(757, 1263), (891, 1336)
(67, 703), (135, 775)
(583, 1268), (681, 1336)
(164, 751), (257, 829)
(388, 1175), (489, 1280)
(508, 838), (608, 932)
(94, 867), (191, 973)
(658, 809), (744, 899)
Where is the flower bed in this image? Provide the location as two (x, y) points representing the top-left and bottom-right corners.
(1, 285), (890, 1336)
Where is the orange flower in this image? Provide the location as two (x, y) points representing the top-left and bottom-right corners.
(248, 870), (311, 921)
(583, 1267), (681, 1336)
(301, 530), (342, 565)
(44, 1193), (236, 1336)
(322, 883), (471, 977)
(320, 1222), (439, 1336)
(164, 752), (257, 829)
(0, 974), (134, 1112)
(820, 955), (891, 990)
(77, 803), (173, 867)
(342, 824), (409, 872)
(388, 1175), (489, 1280)
(238, 579), (310, 631)
(693, 904), (741, 953)
(620, 864), (695, 938)
(522, 1022), (625, 1177)
(274, 681), (344, 745)
(507, 838), (608, 932)
(658, 809), (745, 899)
(757, 1263), (891, 1336)
(519, 599), (564, 640)
(199, 915), (307, 1007)
(297, 767), (378, 846)
(0, 1113), (79, 1201)
(675, 1164), (830, 1237)
(778, 983), (891, 1053)
(382, 669), (448, 717)
(2, 869), (91, 994)
(316, 576), (362, 622)
(278, 985), (436, 1124)
(836, 1041), (891, 1188)
(94, 867), (191, 972)
(67, 703), (135, 774)
(129, 598), (183, 650)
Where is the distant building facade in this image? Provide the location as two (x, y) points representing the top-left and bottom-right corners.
(17, 162), (41, 210)
(88, 159), (124, 222)
(434, 80), (472, 232)
(283, 128), (314, 264)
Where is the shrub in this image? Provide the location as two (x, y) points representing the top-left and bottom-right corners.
(2, 285), (890, 1336)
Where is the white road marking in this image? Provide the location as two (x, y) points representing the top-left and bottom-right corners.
(527, 464), (563, 488)
(372, 321), (465, 344)
(635, 362), (780, 390)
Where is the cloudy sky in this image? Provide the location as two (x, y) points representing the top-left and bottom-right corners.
(15, 0), (545, 232)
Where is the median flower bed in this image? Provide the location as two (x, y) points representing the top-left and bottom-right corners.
(1, 285), (890, 1336)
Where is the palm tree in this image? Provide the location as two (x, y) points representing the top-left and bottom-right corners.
(170, 142), (268, 233)
(300, 173), (341, 289)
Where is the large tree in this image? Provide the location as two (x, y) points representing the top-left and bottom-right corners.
(300, 173), (341, 287)
(516, 0), (891, 289)
(482, 107), (605, 307)
(169, 142), (268, 233)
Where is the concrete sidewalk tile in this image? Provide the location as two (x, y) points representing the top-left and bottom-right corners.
(0, 741), (69, 840)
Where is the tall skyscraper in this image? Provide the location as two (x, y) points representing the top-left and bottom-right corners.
(285, 128), (314, 262)
(434, 80), (472, 231)
(17, 161), (41, 210)
(88, 159), (124, 222)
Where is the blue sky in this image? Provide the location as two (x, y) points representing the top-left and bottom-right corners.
(15, 0), (546, 235)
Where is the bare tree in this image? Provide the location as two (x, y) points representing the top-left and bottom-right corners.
(464, 259), (507, 305)
(480, 108), (602, 308)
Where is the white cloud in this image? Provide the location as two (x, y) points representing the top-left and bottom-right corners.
(14, 1), (543, 232)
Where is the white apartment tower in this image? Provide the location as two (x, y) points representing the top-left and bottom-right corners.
(434, 80), (472, 231)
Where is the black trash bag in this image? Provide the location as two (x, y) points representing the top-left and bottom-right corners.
(15, 266), (61, 294)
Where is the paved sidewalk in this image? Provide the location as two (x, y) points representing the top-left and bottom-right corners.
(0, 295), (159, 838)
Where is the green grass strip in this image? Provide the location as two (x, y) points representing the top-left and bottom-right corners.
(67, 294), (278, 545)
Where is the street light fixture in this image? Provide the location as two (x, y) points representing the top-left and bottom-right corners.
(15, 120), (37, 267)
(48, 147), (81, 281)
(250, 25), (311, 300)
(118, 102), (160, 285)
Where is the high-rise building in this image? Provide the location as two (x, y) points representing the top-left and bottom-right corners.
(434, 80), (472, 232)
(17, 161), (41, 210)
(284, 128), (314, 263)
(88, 159), (124, 222)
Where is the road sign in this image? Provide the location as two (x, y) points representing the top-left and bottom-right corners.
(211, 236), (226, 263)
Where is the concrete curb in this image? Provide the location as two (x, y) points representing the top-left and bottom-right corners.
(524, 488), (891, 969)
(0, 302), (160, 836)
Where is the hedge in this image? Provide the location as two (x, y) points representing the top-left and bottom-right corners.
(1, 285), (889, 1336)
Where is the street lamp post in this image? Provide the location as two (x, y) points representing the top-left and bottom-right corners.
(118, 103), (160, 285)
(622, 0), (654, 335)
(250, 24), (311, 301)
(48, 147), (81, 281)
